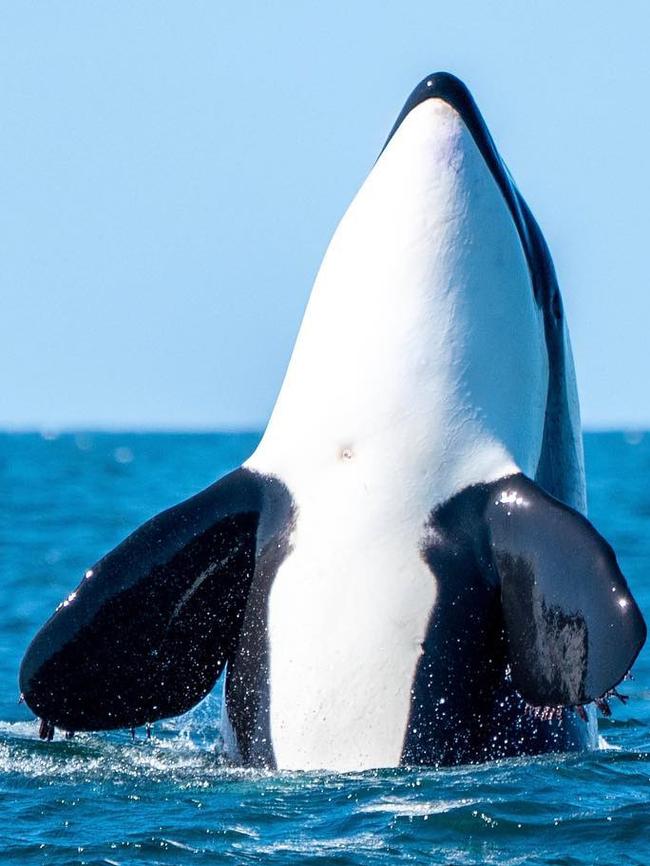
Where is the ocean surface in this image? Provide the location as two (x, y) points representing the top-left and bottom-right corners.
(1, 431), (649, 865)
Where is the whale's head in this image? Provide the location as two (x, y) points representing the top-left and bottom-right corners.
(257, 73), (569, 502)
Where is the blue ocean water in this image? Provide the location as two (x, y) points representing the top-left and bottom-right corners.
(1, 431), (649, 865)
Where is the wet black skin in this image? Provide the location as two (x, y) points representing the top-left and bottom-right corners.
(403, 475), (646, 765)
(19, 469), (291, 732)
(19, 73), (647, 765)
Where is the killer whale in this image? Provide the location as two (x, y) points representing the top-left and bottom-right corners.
(20, 72), (646, 770)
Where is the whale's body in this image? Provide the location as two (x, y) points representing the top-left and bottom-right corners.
(20, 74), (645, 770)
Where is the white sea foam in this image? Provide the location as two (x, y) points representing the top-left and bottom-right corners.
(251, 832), (386, 857)
(360, 796), (477, 817)
(598, 735), (621, 751)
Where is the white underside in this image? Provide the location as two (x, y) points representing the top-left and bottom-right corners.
(264, 475), (437, 770)
(238, 98), (561, 771)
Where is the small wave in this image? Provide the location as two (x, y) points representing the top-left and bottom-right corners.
(251, 832), (386, 857)
(0, 720), (40, 740)
(360, 796), (477, 817)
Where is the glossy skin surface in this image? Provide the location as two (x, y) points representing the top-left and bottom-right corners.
(404, 474), (645, 765)
(20, 469), (269, 731)
(19, 74), (647, 769)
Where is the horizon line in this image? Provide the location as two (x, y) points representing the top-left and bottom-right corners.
(1, 425), (648, 436)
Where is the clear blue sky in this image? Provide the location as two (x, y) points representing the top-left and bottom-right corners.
(2, 2), (649, 430)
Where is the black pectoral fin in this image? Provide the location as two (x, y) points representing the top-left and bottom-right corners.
(486, 474), (646, 707)
(19, 467), (267, 732)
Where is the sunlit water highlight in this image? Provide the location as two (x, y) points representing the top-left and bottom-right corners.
(2, 432), (649, 864)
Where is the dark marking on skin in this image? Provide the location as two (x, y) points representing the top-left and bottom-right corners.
(403, 474), (646, 766)
(225, 479), (295, 767)
(487, 474), (645, 707)
(498, 555), (588, 705)
(515, 196), (585, 509)
(403, 484), (504, 765)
